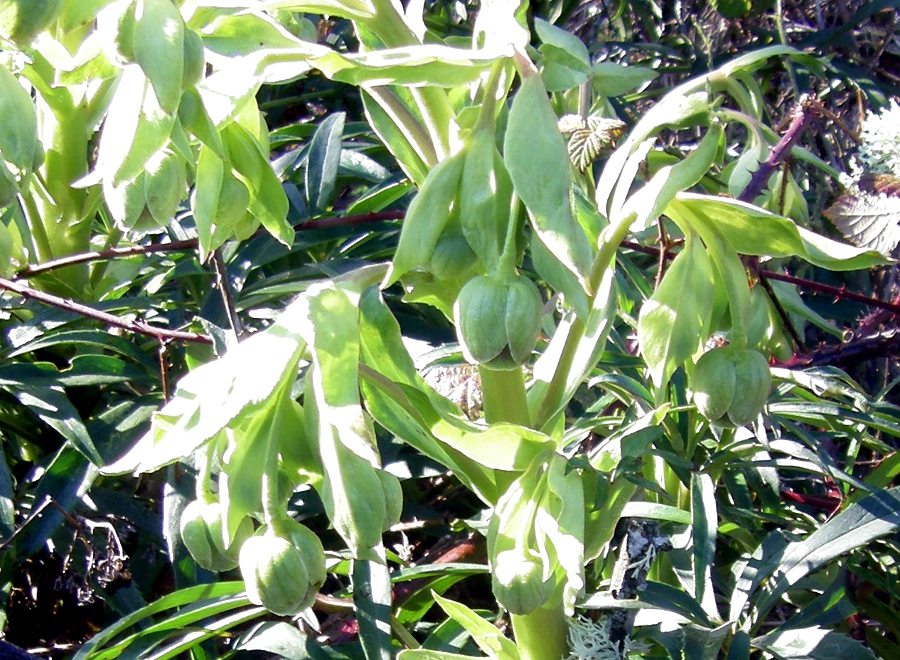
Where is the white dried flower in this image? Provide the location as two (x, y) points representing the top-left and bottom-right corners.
(857, 99), (900, 177)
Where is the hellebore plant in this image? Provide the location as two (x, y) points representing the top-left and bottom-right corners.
(5, 1), (893, 660)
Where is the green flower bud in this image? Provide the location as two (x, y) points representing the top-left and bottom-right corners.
(240, 532), (310, 616)
(692, 346), (771, 427)
(454, 274), (542, 370)
(279, 519), (327, 597)
(0, 0), (64, 46)
(491, 547), (554, 615)
(182, 28), (205, 87)
(429, 232), (479, 282)
(180, 500), (253, 572)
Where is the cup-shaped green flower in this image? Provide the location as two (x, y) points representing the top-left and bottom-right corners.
(691, 346), (771, 427)
(454, 273), (542, 370)
(180, 500), (253, 572)
(239, 521), (325, 616)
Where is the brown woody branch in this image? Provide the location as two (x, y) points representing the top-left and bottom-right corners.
(0, 277), (212, 344)
(17, 212), (405, 279)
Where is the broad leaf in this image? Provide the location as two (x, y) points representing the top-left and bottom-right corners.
(823, 181), (900, 257)
(668, 194), (888, 271)
(638, 232), (714, 388)
(132, 0), (184, 114)
(752, 627), (877, 660)
(504, 72), (593, 290)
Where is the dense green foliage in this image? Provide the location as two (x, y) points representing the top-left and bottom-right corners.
(0, 1), (899, 659)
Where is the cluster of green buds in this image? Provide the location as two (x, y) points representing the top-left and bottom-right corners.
(239, 518), (327, 616)
(691, 345), (772, 427)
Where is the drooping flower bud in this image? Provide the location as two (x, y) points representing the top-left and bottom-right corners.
(180, 500), (252, 572)
(454, 274), (542, 370)
(692, 346), (771, 427)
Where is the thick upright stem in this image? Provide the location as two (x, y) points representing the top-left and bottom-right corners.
(479, 366), (530, 427)
(510, 603), (568, 660)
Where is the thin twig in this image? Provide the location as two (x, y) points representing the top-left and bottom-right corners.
(212, 249), (243, 339)
(158, 343), (172, 401)
(0, 277), (212, 344)
(762, 270), (900, 316)
(16, 212), (405, 279)
(19, 239), (198, 278)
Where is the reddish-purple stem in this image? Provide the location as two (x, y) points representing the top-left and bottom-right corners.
(739, 97), (817, 203)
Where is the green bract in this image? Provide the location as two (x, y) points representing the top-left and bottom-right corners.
(180, 500), (253, 573)
(492, 547), (555, 615)
(454, 273), (543, 370)
(691, 346), (772, 427)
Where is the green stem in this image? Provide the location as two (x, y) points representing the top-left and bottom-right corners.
(410, 87), (453, 161)
(21, 192), (55, 262)
(196, 444), (215, 504)
(510, 602), (569, 660)
(474, 62), (506, 133)
(479, 366), (530, 427)
(262, 388), (290, 530)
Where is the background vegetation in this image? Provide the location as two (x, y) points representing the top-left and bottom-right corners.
(0, 1), (899, 659)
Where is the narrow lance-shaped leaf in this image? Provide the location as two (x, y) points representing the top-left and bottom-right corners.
(103, 298), (310, 475)
(638, 231), (715, 388)
(305, 112), (345, 214)
(750, 486), (900, 627)
(691, 472), (719, 619)
(504, 72), (593, 291)
(751, 627), (877, 660)
(191, 144), (225, 261)
(433, 593), (521, 660)
(596, 90), (710, 219)
(623, 122), (723, 231)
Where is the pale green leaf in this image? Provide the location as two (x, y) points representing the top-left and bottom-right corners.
(638, 233), (714, 388)
(434, 593), (521, 660)
(102, 298), (310, 475)
(591, 61), (657, 97)
(624, 122), (723, 231)
(669, 193), (889, 270)
(0, 65), (38, 173)
(133, 0), (184, 114)
(504, 73), (592, 290)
